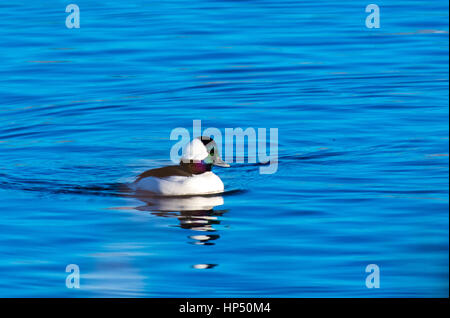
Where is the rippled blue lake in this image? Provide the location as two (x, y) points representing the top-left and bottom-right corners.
(0, 1), (448, 297)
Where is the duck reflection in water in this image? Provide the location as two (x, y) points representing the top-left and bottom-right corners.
(134, 194), (227, 245)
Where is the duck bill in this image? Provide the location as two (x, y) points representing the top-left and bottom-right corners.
(213, 157), (230, 167)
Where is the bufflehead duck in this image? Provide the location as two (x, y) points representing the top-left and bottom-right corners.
(131, 136), (230, 196)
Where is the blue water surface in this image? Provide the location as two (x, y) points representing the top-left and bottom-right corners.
(0, 1), (448, 297)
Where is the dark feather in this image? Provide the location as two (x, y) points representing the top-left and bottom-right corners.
(135, 165), (192, 181)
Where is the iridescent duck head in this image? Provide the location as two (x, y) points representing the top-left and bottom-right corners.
(180, 136), (230, 174)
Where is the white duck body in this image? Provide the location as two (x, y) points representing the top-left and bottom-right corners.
(131, 137), (229, 196)
(132, 171), (224, 196)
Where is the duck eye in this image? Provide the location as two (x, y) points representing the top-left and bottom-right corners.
(209, 148), (215, 156)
